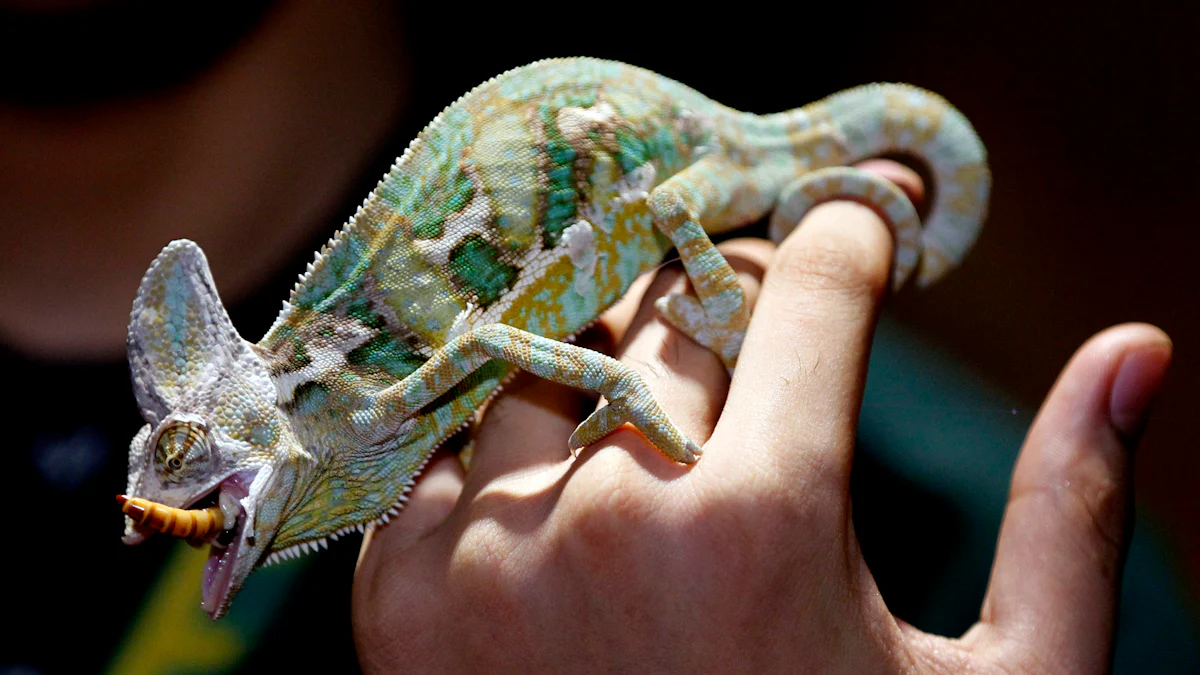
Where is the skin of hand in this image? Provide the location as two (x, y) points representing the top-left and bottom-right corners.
(351, 161), (1171, 674)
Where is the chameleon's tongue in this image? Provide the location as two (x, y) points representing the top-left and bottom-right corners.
(199, 473), (252, 615)
(201, 523), (241, 614)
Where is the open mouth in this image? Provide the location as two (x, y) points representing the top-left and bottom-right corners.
(123, 469), (259, 617)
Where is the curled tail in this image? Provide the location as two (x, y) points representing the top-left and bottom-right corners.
(820, 83), (990, 287)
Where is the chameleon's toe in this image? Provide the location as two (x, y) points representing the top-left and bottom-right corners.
(569, 404), (625, 454)
(654, 293), (744, 370)
(568, 390), (701, 465)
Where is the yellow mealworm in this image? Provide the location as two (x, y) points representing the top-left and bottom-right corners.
(116, 494), (224, 541)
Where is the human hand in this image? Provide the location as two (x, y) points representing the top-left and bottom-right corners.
(352, 161), (1171, 673)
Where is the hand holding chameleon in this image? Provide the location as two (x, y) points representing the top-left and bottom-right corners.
(353, 170), (1169, 673)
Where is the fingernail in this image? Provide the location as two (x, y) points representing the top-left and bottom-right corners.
(1109, 340), (1172, 439)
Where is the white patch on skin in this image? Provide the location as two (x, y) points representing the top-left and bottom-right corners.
(241, 468), (275, 542)
(561, 220), (597, 295)
(581, 199), (608, 234)
(446, 302), (478, 341)
(413, 166), (493, 267)
(617, 163), (656, 203)
(582, 162), (656, 234)
(677, 107), (718, 158)
(219, 491), (241, 530)
(557, 101), (616, 144)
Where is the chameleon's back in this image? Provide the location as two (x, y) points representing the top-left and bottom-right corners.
(259, 58), (723, 394)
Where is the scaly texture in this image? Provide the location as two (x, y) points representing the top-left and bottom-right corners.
(118, 57), (990, 619)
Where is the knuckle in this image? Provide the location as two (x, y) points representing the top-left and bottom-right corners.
(1058, 445), (1130, 559)
(353, 553), (430, 656)
(704, 467), (842, 561)
(562, 462), (654, 561)
(1062, 470), (1128, 562)
(449, 521), (527, 607)
(566, 505), (628, 561)
(1013, 450), (1130, 567)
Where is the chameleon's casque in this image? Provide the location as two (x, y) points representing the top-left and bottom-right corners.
(119, 57), (989, 619)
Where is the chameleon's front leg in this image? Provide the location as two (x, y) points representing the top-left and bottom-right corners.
(370, 324), (702, 464)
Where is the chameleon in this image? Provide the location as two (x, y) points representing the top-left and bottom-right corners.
(117, 57), (989, 619)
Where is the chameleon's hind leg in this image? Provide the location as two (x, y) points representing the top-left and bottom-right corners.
(373, 323), (701, 464)
(648, 158), (757, 370)
(768, 166), (923, 290)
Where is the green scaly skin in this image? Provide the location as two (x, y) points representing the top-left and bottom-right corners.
(120, 57), (990, 619)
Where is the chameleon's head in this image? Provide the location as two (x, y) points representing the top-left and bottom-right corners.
(122, 240), (303, 619)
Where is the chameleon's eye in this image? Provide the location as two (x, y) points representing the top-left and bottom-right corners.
(154, 420), (212, 484)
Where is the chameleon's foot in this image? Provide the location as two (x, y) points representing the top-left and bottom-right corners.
(568, 383), (702, 464)
(769, 166), (923, 290)
(653, 292), (744, 370)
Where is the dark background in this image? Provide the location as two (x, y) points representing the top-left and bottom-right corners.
(2, 1), (1196, 672)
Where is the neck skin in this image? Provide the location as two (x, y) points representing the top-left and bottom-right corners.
(0, 0), (408, 360)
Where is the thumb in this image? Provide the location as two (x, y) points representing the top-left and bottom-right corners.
(971, 323), (1171, 672)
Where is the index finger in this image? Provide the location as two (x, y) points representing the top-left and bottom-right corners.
(702, 198), (895, 492)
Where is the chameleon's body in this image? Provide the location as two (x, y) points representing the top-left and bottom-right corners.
(119, 58), (989, 618)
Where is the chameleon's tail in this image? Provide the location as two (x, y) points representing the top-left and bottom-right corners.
(818, 83), (991, 287)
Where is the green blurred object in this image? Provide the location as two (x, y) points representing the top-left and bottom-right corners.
(106, 546), (307, 675)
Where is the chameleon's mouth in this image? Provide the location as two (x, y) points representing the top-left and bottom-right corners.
(120, 470), (258, 617)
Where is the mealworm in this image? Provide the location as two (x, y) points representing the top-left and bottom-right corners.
(117, 494), (224, 540)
